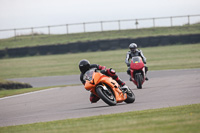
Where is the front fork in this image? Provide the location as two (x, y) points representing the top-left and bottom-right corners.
(130, 68), (145, 83)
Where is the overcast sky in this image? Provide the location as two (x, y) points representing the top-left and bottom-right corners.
(0, 0), (200, 29)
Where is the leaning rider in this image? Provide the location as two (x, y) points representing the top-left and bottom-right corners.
(79, 59), (127, 103)
(125, 43), (149, 81)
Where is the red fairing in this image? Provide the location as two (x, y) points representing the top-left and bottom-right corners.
(130, 56), (146, 89)
(130, 59), (144, 70)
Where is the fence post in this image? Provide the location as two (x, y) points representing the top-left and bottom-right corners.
(83, 23), (86, 32)
(48, 26), (50, 35)
(66, 24), (69, 34)
(101, 21), (103, 31)
(170, 17), (173, 27)
(14, 29), (16, 40)
(135, 19), (138, 29)
(31, 27), (34, 39)
(118, 20), (121, 30)
(188, 15), (190, 25)
(153, 18), (155, 27)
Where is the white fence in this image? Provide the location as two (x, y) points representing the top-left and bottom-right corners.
(0, 14), (200, 39)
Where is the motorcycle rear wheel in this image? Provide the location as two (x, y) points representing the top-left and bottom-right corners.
(96, 85), (117, 106)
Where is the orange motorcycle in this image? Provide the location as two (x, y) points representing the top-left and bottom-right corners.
(84, 68), (135, 106)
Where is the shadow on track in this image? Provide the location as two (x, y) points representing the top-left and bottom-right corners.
(71, 102), (129, 111)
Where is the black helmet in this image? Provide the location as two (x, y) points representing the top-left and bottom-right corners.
(129, 43), (137, 52)
(79, 59), (90, 73)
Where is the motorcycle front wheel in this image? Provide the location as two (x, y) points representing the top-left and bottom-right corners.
(124, 87), (135, 103)
(96, 85), (117, 106)
(136, 74), (142, 89)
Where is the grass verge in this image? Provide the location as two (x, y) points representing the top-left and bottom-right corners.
(0, 43), (200, 79)
(0, 103), (199, 132)
(0, 24), (200, 49)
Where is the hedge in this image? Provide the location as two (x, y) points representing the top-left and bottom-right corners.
(0, 34), (199, 58)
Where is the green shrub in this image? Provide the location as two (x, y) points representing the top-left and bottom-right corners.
(0, 79), (32, 90)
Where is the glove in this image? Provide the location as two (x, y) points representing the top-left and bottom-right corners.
(127, 63), (130, 67)
(100, 69), (106, 74)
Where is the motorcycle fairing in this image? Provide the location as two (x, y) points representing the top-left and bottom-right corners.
(84, 69), (127, 103)
(130, 56), (145, 86)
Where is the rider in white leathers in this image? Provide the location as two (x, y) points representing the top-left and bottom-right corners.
(125, 43), (148, 81)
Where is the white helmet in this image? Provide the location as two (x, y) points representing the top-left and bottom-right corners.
(129, 43), (137, 52)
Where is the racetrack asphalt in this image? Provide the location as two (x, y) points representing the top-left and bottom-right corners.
(1, 69), (200, 127)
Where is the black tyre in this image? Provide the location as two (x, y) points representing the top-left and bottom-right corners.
(124, 87), (135, 103)
(136, 74), (142, 89)
(96, 85), (117, 106)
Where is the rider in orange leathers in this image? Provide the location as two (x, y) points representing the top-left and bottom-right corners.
(79, 59), (127, 103)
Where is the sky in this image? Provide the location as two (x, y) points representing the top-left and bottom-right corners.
(0, 0), (200, 30)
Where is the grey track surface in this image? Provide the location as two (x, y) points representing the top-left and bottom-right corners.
(1, 69), (200, 127)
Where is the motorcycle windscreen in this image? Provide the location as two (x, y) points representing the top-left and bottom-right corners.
(130, 56), (144, 70)
(84, 68), (96, 90)
(84, 68), (102, 90)
(83, 68), (95, 81)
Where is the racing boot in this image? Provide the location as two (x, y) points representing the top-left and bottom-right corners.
(145, 66), (149, 81)
(129, 76), (132, 81)
(120, 84), (130, 93)
(90, 93), (100, 103)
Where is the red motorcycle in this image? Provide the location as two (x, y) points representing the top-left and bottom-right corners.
(130, 56), (146, 89)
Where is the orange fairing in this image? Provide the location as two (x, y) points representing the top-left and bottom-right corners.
(84, 69), (127, 103)
(100, 77), (127, 102)
(84, 72), (102, 91)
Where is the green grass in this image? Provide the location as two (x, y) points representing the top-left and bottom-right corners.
(0, 104), (199, 132)
(0, 25), (199, 132)
(0, 43), (200, 79)
(0, 24), (200, 49)
(0, 87), (45, 98)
